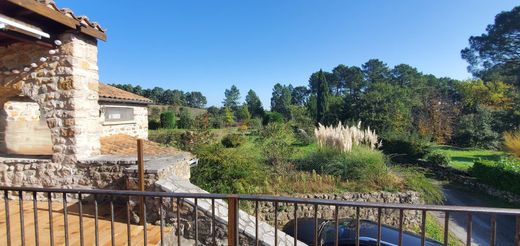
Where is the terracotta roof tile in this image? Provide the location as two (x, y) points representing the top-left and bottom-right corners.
(99, 83), (153, 104)
(100, 134), (187, 156)
(35, 0), (106, 33)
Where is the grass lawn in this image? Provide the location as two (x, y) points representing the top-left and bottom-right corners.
(431, 145), (507, 171)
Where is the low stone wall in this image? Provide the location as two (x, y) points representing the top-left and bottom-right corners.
(257, 192), (423, 231)
(0, 154), (192, 191)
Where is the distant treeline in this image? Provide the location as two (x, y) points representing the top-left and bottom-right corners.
(110, 84), (207, 108)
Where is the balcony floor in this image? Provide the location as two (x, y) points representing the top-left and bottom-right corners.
(0, 199), (170, 246)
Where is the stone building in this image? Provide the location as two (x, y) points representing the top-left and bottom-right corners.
(0, 0), (193, 189)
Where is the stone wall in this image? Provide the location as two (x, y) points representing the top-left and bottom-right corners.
(0, 32), (101, 164)
(0, 98), (53, 155)
(99, 102), (148, 139)
(257, 192), (423, 231)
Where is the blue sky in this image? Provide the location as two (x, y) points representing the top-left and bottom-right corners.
(57, 0), (518, 107)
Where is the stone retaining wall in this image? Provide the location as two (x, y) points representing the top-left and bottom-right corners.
(256, 192), (423, 231)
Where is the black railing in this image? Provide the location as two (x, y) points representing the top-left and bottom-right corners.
(1, 186), (520, 246)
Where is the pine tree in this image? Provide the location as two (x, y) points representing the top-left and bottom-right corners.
(316, 70), (330, 123)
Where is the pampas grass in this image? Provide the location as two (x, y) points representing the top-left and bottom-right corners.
(504, 130), (520, 158)
(314, 121), (381, 153)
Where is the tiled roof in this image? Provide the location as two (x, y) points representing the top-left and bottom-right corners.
(100, 134), (186, 156)
(99, 83), (153, 104)
(35, 0), (106, 34)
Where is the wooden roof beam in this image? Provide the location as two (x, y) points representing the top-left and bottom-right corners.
(6, 0), (106, 41)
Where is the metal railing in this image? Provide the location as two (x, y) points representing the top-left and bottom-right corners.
(1, 186), (520, 246)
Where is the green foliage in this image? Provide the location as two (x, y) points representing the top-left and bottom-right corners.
(177, 109), (195, 129)
(262, 111), (284, 125)
(221, 133), (246, 148)
(296, 146), (400, 191)
(316, 70), (330, 123)
(461, 6), (520, 87)
(223, 85), (241, 109)
(394, 167), (444, 204)
(191, 144), (266, 194)
(471, 159), (520, 195)
(148, 119), (160, 130)
(271, 83), (293, 119)
(236, 105), (251, 123)
(258, 123), (295, 172)
(424, 151), (451, 167)
(149, 129), (181, 146)
(223, 107), (235, 126)
(381, 132), (431, 163)
(431, 145), (507, 171)
(110, 84), (207, 107)
(245, 89), (265, 118)
(160, 111), (176, 129)
(453, 107), (500, 149)
(294, 128), (313, 146)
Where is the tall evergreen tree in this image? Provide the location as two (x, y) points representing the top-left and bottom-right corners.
(223, 85), (241, 110)
(271, 83), (293, 119)
(245, 89), (264, 117)
(316, 70), (330, 123)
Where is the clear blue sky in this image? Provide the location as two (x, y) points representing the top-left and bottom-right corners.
(58, 0), (518, 107)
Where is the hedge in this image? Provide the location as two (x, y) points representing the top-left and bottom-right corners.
(471, 160), (520, 195)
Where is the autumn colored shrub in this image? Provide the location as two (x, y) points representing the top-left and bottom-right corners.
(504, 130), (520, 158)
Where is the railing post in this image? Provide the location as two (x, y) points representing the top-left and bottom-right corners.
(228, 196), (239, 246)
(137, 139), (145, 226)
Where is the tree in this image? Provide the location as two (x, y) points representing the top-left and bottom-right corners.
(461, 6), (520, 87)
(316, 70), (330, 123)
(457, 80), (513, 111)
(223, 85), (241, 109)
(177, 109), (195, 129)
(245, 89), (264, 117)
(362, 59), (390, 84)
(185, 91), (207, 108)
(291, 86), (310, 106)
(160, 111), (176, 129)
(236, 105), (251, 123)
(223, 107), (235, 126)
(271, 83), (293, 119)
(309, 71), (335, 94)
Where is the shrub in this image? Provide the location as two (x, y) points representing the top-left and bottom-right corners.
(149, 129), (181, 146)
(259, 123), (295, 172)
(393, 167), (444, 204)
(177, 110), (195, 129)
(191, 144), (266, 194)
(471, 159), (520, 195)
(294, 128), (313, 146)
(424, 151), (450, 167)
(381, 132), (431, 163)
(296, 146), (396, 191)
(148, 119), (161, 130)
(504, 130), (520, 158)
(160, 111), (176, 129)
(262, 112), (284, 125)
(221, 133), (246, 148)
(452, 107), (500, 149)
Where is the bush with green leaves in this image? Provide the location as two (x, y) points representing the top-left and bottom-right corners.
(424, 151), (451, 167)
(380, 132), (431, 163)
(177, 110), (195, 129)
(452, 107), (500, 149)
(191, 144), (266, 194)
(160, 111), (176, 129)
(262, 112), (284, 125)
(149, 129), (181, 146)
(258, 123), (295, 172)
(148, 119), (161, 130)
(471, 159), (520, 195)
(393, 167), (444, 204)
(294, 128), (313, 146)
(221, 133), (246, 148)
